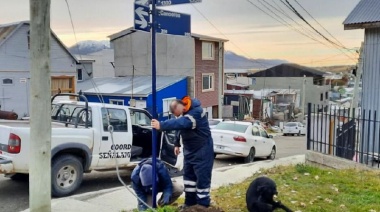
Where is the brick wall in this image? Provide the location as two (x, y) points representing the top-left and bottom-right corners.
(194, 40), (220, 108)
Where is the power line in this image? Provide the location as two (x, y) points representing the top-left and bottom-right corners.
(191, 4), (270, 70)
(292, 0), (354, 52)
(256, 0), (323, 44)
(245, 0), (357, 62)
(282, 0), (356, 61)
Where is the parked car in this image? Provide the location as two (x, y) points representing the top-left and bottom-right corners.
(0, 93), (183, 197)
(283, 122), (306, 136)
(208, 119), (230, 129)
(211, 121), (276, 163)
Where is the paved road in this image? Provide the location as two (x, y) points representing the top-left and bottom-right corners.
(0, 135), (306, 212)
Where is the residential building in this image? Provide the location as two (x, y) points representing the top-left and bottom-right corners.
(344, 0), (380, 161)
(248, 63), (330, 113)
(75, 56), (95, 82)
(226, 76), (252, 90)
(77, 75), (187, 120)
(0, 21), (78, 117)
(108, 28), (228, 118)
(87, 49), (115, 78)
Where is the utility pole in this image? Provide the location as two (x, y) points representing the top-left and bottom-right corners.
(302, 75), (306, 118)
(29, 0), (52, 211)
(350, 43), (364, 118)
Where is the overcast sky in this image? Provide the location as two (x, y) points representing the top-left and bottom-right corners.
(1, 0), (363, 66)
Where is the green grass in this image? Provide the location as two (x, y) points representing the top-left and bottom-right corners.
(127, 165), (380, 211)
(212, 164), (380, 212)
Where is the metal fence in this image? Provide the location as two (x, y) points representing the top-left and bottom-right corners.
(307, 103), (380, 169)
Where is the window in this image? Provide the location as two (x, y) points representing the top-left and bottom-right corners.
(320, 93), (323, 101)
(102, 108), (128, 132)
(260, 128), (269, 138)
(285, 122), (297, 127)
(2, 78), (13, 85)
(162, 97), (176, 117)
(325, 92), (328, 100)
(252, 127), (260, 136)
(109, 99), (124, 106)
(202, 42), (214, 60)
(214, 123), (248, 133)
(202, 73), (214, 92)
(77, 69), (83, 81)
(208, 120), (220, 126)
(130, 110), (151, 126)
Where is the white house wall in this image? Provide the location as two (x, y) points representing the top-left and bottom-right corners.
(0, 23), (76, 117)
(113, 31), (195, 77)
(88, 49), (115, 77)
(361, 28), (380, 158)
(0, 24), (76, 73)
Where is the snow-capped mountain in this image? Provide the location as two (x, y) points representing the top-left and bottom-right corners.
(69, 40), (111, 55)
(225, 51), (287, 69)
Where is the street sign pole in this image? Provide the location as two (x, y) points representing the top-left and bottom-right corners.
(151, 0), (158, 208)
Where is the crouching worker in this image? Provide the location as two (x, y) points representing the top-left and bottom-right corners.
(131, 158), (184, 211)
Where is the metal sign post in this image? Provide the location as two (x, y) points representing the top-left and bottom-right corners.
(134, 0), (199, 208)
(151, 0), (158, 208)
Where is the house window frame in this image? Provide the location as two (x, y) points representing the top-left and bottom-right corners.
(2, 78), (14, 86)
(202, 42), (215, 60)
(77, 69), (83, 81)
(202, 73), (215, 92)
(109, 99), (124, 106)
(162, 97), (176, 117)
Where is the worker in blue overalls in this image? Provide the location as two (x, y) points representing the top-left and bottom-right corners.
(151, 96), (214, 208)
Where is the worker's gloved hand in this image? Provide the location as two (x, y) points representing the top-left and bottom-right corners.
(159, 194), (171, 206)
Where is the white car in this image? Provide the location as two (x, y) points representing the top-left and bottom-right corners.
(211, 121), (276, 163)
(283, 122), (306, 136)
(208, 119), (230, 129)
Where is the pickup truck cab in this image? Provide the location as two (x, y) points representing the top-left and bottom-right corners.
(0, 94), (182, 197)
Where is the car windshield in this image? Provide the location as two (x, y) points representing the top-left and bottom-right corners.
(285, 123), (297, 127)
(208, 120), (220, 125)
(214, 123), (248, 133)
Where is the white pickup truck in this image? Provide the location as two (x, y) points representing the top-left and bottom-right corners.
(0, 94), (182, 197)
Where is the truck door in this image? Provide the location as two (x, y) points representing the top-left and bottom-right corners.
(97, 107), (133, 168)
(160, 130), (184, 171)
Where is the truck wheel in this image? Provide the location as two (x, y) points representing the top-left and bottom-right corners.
(52, 154), (84, 197)
(244, 148), (255, 163)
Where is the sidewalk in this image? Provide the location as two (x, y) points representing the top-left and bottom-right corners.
(21, 155), (305, 212)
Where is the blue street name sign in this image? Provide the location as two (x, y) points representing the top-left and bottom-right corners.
(157, 0), (201, 6)
(134, 3), (150, 32)
(156, 9), (191, 36)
